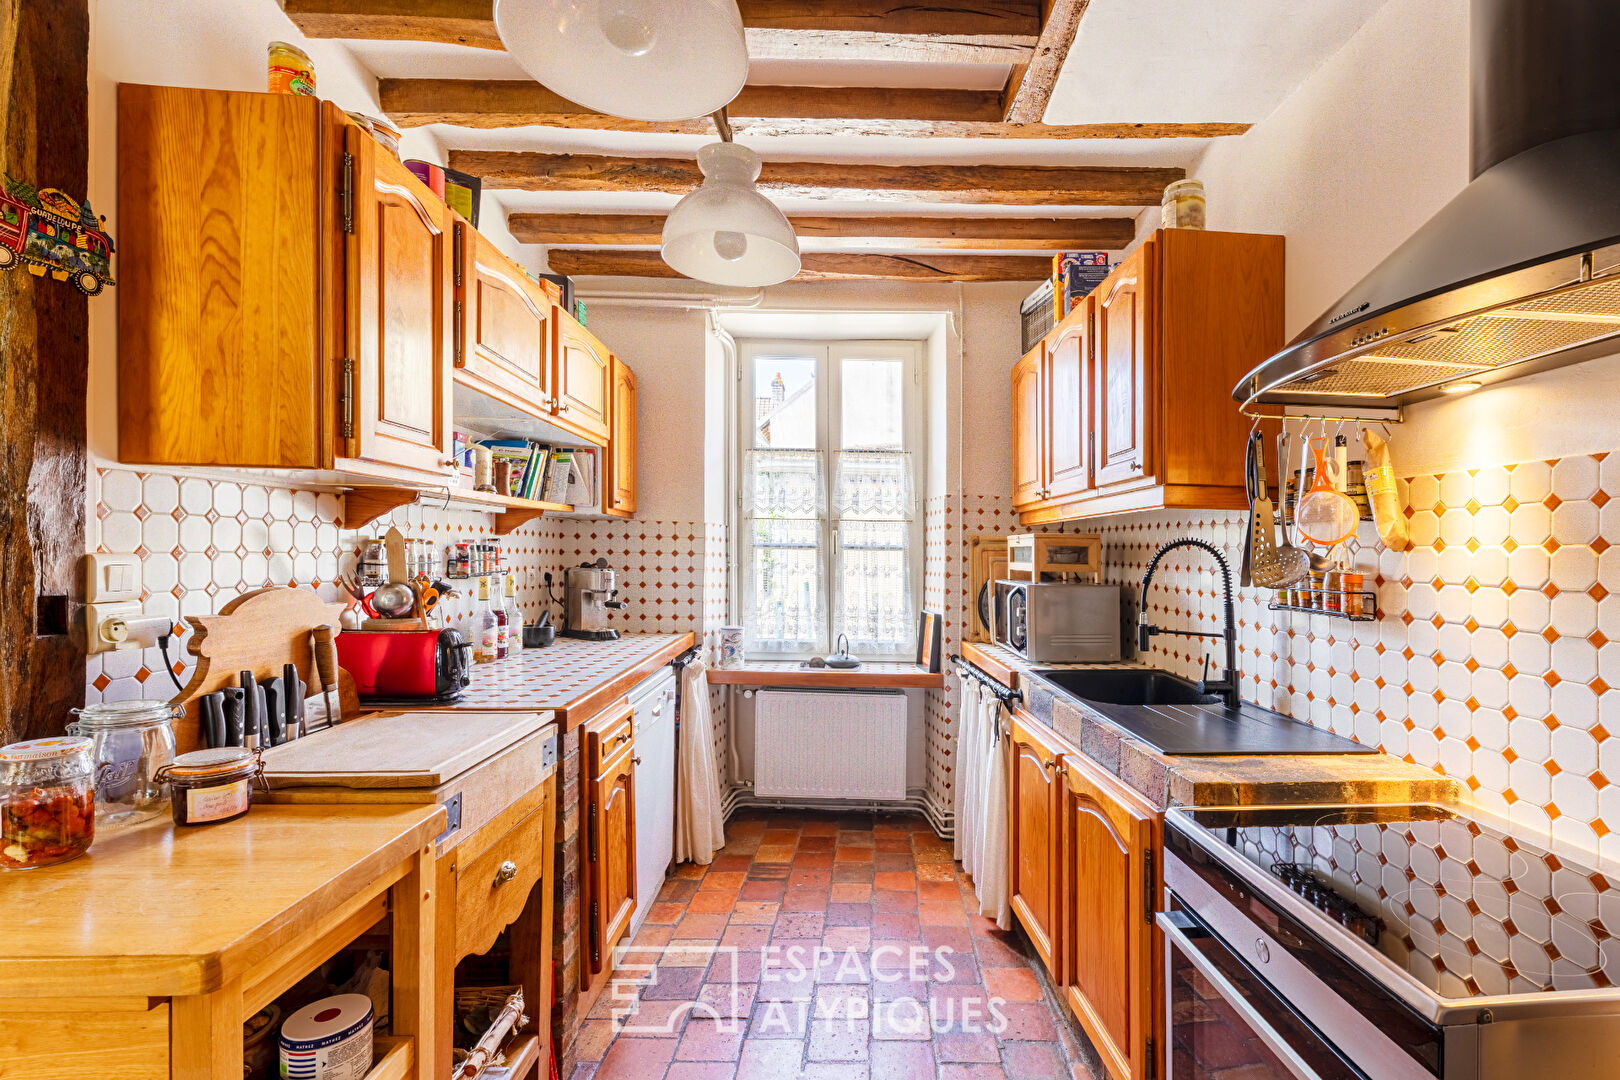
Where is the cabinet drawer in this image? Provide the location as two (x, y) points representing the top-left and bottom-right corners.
(585, 706), (633, 779)
(455, 805), (548, 959)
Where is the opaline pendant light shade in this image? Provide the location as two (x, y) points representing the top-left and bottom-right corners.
(662, 143), (800, 287)
(493, 0), (748, 121)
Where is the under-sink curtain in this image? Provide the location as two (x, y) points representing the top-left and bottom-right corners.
(954, 674), (1011, 929)
(676, 658), (726, 864)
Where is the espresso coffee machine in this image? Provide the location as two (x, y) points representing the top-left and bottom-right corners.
(564, 560), (626, 640)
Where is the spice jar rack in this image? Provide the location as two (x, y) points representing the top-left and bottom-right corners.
(1267, 588), (1378, 622)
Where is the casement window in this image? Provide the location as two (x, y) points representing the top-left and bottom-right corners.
(736, 340), (923, 660)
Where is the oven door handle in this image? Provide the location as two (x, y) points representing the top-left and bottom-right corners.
(1157, 912), (1327, 1080)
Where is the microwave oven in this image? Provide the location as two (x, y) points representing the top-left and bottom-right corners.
(991, 580), (1122, 662)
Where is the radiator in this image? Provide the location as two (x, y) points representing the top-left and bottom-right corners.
(754, 689), (908, 801)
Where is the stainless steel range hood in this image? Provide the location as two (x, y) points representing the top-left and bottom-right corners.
(1234, 0), (1620, 411)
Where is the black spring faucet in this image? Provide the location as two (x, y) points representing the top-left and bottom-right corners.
(1137, 537), (1240, 710)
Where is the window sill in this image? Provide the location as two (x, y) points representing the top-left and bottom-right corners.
(706, 662), (945, 689)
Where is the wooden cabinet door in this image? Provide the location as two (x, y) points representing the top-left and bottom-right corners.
(1011, 345), (1046, 509)
(607, 356), (637, 517)
(1044, 302), (1092, 502)
(1094, 241), (1155, 488)
(554, 313), (612, 444)
(456, 221), (551, 414)
(1060, 752), (1159, 1080)
(347, 130), (454, 475)
(1009, 712), (1064, 975)
(588, 742), (637, 975)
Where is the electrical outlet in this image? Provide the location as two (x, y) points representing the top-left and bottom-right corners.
(87, 600), (143, 655)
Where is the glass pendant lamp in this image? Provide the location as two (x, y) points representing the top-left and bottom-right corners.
(661, 142), (801, 287)
(493, 0), (748, 121)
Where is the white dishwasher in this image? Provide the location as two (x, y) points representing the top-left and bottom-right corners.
(627, 665), (678, 938)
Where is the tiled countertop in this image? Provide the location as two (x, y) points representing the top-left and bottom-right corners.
(440, 632), (696, 728)
(961, 642), (1459, 810)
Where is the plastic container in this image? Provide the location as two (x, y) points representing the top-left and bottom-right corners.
(268, 41), (316, 97)
(67, 700), (177, 825)
(0, 736), (97, 869)
(280, 994), (375, 1080)
(1160, 178), (1206, 229)
(156, 748), (262, 826)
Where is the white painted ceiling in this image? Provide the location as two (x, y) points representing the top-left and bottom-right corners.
(715, 309), (947, 341)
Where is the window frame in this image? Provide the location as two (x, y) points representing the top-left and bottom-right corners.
(733, 338), (925, 661)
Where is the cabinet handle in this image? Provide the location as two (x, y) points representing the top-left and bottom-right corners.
(559, 403), (571, 413)
(633, 755), (642, 766)
(494, 860), (518, 885)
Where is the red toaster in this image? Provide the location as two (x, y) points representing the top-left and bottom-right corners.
(335, 628), (472, 703)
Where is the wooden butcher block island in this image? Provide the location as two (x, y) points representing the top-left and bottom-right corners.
(0, 802), (444, 1080)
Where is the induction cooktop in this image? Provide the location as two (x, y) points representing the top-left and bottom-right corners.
(1178, 803), (1620, 1000)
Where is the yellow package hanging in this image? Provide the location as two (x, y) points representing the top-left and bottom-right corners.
(1362, 427), (1409, 551)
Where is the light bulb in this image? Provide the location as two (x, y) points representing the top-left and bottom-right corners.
(713, 231), (748, 261)
(1440, 380), (1483, 394)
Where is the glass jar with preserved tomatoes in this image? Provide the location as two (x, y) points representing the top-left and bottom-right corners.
(0, 736), (97, 869)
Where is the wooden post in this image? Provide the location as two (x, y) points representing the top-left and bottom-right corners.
(393, 840), (438, 1080)
(169, 980), (245, 1080)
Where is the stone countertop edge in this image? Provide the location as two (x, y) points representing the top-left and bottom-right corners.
(967, 644), (1461, 812)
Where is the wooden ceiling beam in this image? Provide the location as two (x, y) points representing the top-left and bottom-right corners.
(509, 212), (1137, 250)
(1004, 0), (1091, 124)
(282, 0), (1041, 61)
(378, 79), (1248, 139)
(451, 151), (1183, 206)
(547, 249), (1055, 282)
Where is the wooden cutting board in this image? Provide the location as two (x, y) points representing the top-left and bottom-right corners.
(260, 709), (555, 789)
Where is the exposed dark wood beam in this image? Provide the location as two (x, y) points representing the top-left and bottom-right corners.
(1004, 0), (1091, 124)
(378, 79), (1248, 140)
(452, 151), (1183, 206)
(547, 249), (1055, 282)
(509, 212), (1136, 250)
(282, 0), (1041, 62)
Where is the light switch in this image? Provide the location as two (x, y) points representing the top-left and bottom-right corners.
(84, 553), (141, 604)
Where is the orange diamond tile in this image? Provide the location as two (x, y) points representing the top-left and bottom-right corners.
(1545, 494), (1564, 510)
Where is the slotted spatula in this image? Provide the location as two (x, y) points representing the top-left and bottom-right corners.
(1251, 430), (1310, 588)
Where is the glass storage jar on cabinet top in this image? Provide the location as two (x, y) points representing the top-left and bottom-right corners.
(0, 736), (97, 869)
(68, 700), (178, 824)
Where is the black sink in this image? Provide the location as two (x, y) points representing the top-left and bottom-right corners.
(1033, 668), (1222, 707)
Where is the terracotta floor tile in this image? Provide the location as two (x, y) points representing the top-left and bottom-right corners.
(790, 868), (834, 889)
(826, 902), (875, 927)
(773, 912), (827, 939)
(575, 1019), (618, 1062)
(921, 926), (974, 954)
(740, 880), (787, 902)
(737, 1038), (804, 1080)
(676, 1018), (747, 1061)
(802, 821), (841, 837)
(824, 926), (872, 952)
(635, 923), (676, 947)
(872, 912), (921, 939)
(874, 854), (918, 873)
(761, 828), (800, 845)
(870, 998), (934, 1041)
(814, 982), (871, 1020)
(996, 1002), (1059, 1041)
(663, 940), (721, 967)
(750, 999), (812, 1038)
(870, 1040), (937, 1080)
(1000, 1042), (1065, 1080)
(938, 1065), (1006, 1080)
(625, 998), (703, 1034)
(721, 924), (773, 949)
(661, 879), (701, 903)
(570, 1064), (597, 1080)
(874, 836), (913, 853)
(795, 852), (836, 870)
(875, 872), (918, 891)
(808, 1018), (872, 1061)
(915, 863), (956, 882)
(699, 982), (758, 1020)
(970, 933), (1025, 967)
(933, 1031), (999, 1064)
(749, 864), (790, 881)
(798, 835), (836, 852)
(835, 846), (875, 862)
(675, 863), (709, 880)
(648, 901), (687, 924)
(691, 889), (742, 914)
(874, 890), (918, 913)
(711, 853), (754, 872)
(919, 902), (967, 927)
(837, 829), (875, 846)
(666, 1064), (739, 1080)
(801, 1064), (872, 1080)
(831, 882), (874, 903)
(702, 871), (748, 893)
(678, 912), (731, 939)
(644, 965), (708, 1000)
(833, 864), (877, 883)
(870, 975), (931, 1004)
(595, 1037), (678, 1080)
(983, 966), (1042, 1002)
(918, 881), (962, 903)
(755, 845), (798, 863)
(816, 951), (873, 984)
(783, 889), (831, 913)
(731, 900), (781, 924)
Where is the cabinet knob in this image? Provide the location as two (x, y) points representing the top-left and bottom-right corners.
(633, 755), (642, 766)
(494, 860), (518, 885)
(559, 403), (571, 413)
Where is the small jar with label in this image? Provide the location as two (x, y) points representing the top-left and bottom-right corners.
(1160, 178), (1206, 229)
(0, 737), (97, 869)
(157, 748), (263, 827)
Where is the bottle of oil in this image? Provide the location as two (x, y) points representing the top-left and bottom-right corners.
(474, 576), (498, 664)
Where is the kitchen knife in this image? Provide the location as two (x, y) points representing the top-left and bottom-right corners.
(201, 692), (226, 749)
(240, 671), (260, 751)
(283, 663), (303, 740)
(223, 688), (245, 746)
(312, 625), (340, 726)
(262, 677), (285, 746)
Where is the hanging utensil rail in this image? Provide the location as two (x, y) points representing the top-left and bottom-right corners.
(950, 655), (1022, 709)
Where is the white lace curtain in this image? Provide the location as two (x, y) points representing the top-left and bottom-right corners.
(833, 451), (914, 655)
(741, 450), (826, 655)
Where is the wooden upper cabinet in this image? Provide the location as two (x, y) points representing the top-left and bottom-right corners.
(607, 356), (637, 517)
(1060, 751), (1160, 1080)
(554, 314), (612, 444)
(454, 220), (551, 415)
(1009, 712), (1064, 976)
(1012, 229), (1284, 524)
(346, 130), (454, 475)
(1045, 301), (1092, 502)
(1011, 345), (1046, 510)
(1094, 241), (1154, 488)
(117, 84), (327, 468)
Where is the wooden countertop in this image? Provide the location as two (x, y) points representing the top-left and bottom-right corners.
(707, 661), (944, 689)
(0, 802), (443, 997)
(960, 641), (1460, 811)
(434, 632), (695, 729)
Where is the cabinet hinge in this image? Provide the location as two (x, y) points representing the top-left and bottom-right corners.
(340, 152), (355, 235)
(590, 901), (600, 965)
(1143, 848), (1156, 924)
(589, 802), (599, 860)
(1088, 430), (1095, 471)
(341, 357), (355, 439)
(1146, 1038), (1157, 1080)
(453, 299), (464, 365)
(452, 222), (463, 288)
